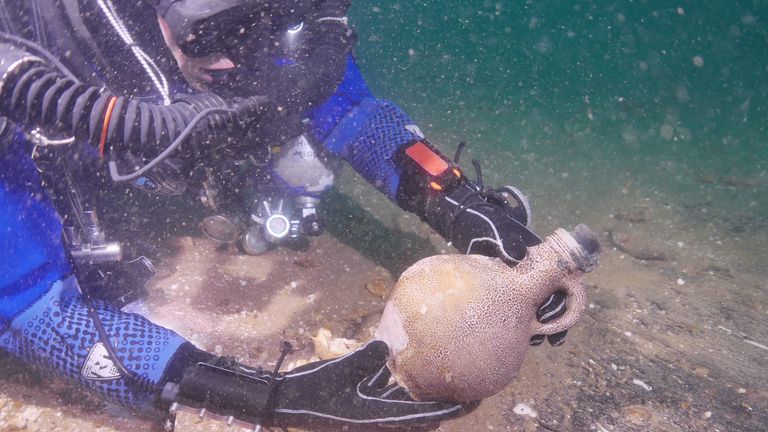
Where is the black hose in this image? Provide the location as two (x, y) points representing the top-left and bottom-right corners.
(0, 31), (79, 81)
(453, 141), (466, 164)
(0, 33), (266, 158)
(108, 106), (238, 182)
(471, 159), (484, 189)
(84, 297), (159, 394)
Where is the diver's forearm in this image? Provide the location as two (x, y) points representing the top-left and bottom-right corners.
(320, 97), (432, 200)
(0, 276), (189, 412)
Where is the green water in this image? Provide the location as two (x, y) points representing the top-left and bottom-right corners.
(349, 2), (767, 228)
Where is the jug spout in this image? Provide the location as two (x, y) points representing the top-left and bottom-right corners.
(550, 224), (601, 273)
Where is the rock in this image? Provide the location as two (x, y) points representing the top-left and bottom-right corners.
(623, 404), (653, 426)
(632, 378), (653, 391)
(284, 356), (319, 371)
(5, 415), (26, 431)
(20, 407), (41, 423)
(293, 253), (317, 269)
(614, 206), (649, 223)
(698, 264), (734, 279)
(174, 409), (258, 431)
(722, 176), (763, 188)
(365, 278), (391, 299)
(693, 367), (709, 378)
(311, 328), (360, 360)
(609, 229), (668, 261)
(512, 403), (538, 418)
(698, 173), (718, 184)
(220, 256), (271, 281)
(178, 236), (195, 248)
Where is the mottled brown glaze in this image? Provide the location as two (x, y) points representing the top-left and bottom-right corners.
(376, 226), (599, 402)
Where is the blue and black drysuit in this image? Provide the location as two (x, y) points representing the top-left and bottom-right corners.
(0, 1), (440, 413)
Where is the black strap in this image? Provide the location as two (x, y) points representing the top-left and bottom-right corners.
(153, 0), (182, 16)
(0, 0), (16, 34)
(30, 0), (50, 49)
(59, 0), (118, 84)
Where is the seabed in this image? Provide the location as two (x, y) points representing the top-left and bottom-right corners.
(1, 162), (766, 432)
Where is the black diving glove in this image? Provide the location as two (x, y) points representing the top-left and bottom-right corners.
(162, 340), (467, 429)
(394, 140), (570, 346)
(529, 290), (569, 346)
(395, 140), (538, 264)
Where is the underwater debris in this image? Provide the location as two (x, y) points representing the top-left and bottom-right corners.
(632, 378), (653, 392)
(311, 328), (360, 360)
(365, 278), (391, 299)
(613, 206), (649, 223)
(512, 402), (538, 418)
(608, 229), (668, 261)
(717, 326), (768, 351)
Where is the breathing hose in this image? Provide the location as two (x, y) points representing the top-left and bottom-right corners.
(0, 32), (267, 181)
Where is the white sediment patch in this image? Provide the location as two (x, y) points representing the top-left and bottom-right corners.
(632, 378), (653, 391)
(512, 402), (538, 418)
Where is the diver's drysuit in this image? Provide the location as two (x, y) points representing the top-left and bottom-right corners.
(0, 0), (553, 426)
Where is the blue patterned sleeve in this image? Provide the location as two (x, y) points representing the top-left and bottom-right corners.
(0, 133), (187, 413)
(0, 278), (188, 412)
(308, 56), (425, 201)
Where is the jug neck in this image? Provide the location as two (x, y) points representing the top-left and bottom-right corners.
(544, 225), (600, 274)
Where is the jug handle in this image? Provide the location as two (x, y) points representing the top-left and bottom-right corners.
(530, 277), (587, 336)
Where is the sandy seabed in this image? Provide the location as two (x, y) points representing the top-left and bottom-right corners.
(1, 161), (766, 432)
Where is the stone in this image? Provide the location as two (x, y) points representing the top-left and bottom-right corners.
(623, 404), (653, 425)
(311, 328), (359, 360)
(512, 403), (538, 418)
(693, 367), (709, 378)
(614, 206), (649, 223)
(609, 228), (668, 261)
(178, 236), (195, 248)
(365, 278), (391, 299)
(5, 416), (27, 431)
(20, 407), (41, 423)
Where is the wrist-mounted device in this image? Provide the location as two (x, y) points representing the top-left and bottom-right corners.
(395, 139), (540, 264)
(160, 341), (293, 431)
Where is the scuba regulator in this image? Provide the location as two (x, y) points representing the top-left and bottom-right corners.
(198, 132), (334, 256)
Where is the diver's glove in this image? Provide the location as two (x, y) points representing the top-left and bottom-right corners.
(529, 290), (569, 346)
(395, 140), (537, 264)
(162, 340), (467, 429)
(394, 140), (570, 346)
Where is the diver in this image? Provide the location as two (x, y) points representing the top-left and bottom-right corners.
(0, 0), (574, 429)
